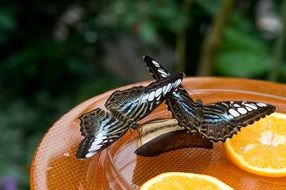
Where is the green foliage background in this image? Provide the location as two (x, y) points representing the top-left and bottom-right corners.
(0, 1), (285, 189)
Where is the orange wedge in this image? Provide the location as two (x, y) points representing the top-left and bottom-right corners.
(139, 172), (233, 190)
(225, 112), (286, 177)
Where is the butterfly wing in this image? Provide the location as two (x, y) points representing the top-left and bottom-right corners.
(143, 55), (171, 80)
(105, 72), (184, 122)
(165, 89), (201, 133)
(104, 86), (143, 121)
(76, 108), (130, 158)
(198, 101), (276, 142)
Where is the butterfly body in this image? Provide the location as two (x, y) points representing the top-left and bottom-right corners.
(76, 72), (184, 158)
(143, 55), (276, 142)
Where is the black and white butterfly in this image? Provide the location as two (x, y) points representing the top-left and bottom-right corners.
(76, 72), (184, 158)
(143, 55), (276, 142)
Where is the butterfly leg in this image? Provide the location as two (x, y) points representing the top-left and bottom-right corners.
(131, 122), (140, 129)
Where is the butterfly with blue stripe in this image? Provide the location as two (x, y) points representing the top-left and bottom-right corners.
(143, 55), (276, 142)
(76, 72), (184, 158)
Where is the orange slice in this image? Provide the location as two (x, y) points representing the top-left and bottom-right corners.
(225, 112), (286, 177)
(139, 172), (233, 190)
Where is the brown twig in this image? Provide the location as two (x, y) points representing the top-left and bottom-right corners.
(197, 0), (235, 76)
(269, 1), (286, 81)
(175, 0), (192, 72)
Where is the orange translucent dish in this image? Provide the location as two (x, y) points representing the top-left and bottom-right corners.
(30, 77), (286, 190)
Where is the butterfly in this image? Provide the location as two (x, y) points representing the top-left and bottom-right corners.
(76, 72), (184, 158)
(143, 55), (276, 142)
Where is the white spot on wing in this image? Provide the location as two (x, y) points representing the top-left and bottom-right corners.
(95, 133), (104, 139)
(89, 139), (104, 151)
(92, 139), (103, 146)
(158, 69), (170, 77)
(152, 60), (160, 67)
(156, 95), (161, 101)
(161, 73), (168, 77)
(245, 103), (257, 110)
(86, 152), (95, 158)
(237, 107), (247, 114)
(141, 94), (148, 102)
(234, 104), (240, 107)
(155, 88), (162, 97)
(229, 108), (240, 117)
(148, 91), (155, 101)
(162, 86), (167, 94)
(257, 102), (267, 107)
(221, 102), (229, 107)
(89, 146), (101, 152)
(174, 79), (181, 87)
(166, 83), (172, 93)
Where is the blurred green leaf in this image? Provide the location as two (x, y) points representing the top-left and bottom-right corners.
(216, 50), (271, 77)
(195, 0), (220, 16)
(215, 10), (272, 78)
(139, 21), (157, 42)
(0, 10), (16, 32)
(0, 102), (35, 178)
(0, 9), (16, 44)
(222, 27), (268, 52)
(279, 64), (286, 81)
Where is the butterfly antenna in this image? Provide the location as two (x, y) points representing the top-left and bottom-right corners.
(134, 123), (143, 144)
(138, 126), (143, 145)
(185, 88), (201, 100)
(186, 88), (224, 102)
(132, 123), (143, 144)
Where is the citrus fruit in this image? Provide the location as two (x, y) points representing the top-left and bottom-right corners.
(139, 172), (233, 190)
(225, 112), (286, 177)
